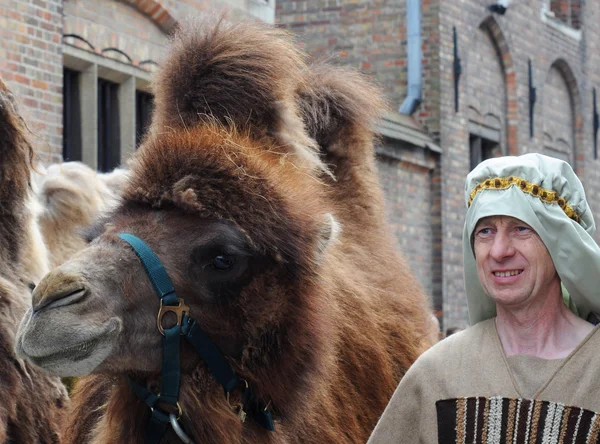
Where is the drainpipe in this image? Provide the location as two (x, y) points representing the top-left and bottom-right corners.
(399, 0), (422, 115)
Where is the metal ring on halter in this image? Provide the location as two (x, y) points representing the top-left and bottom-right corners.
(157, 299), (190, 335)
(169, 414), (195, 444)
(151, 396), (183, 420)
(226, 379), (249, 409)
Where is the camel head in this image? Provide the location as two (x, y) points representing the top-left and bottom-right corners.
(16, 124), (338, 416)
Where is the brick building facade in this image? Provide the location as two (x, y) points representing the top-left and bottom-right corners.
(2, 0), (598, 328)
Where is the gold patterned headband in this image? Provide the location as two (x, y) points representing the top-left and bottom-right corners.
(468, 176), (580, 223)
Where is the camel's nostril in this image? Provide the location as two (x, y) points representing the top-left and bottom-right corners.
(33, 287), (88, 313)
(32, 272), (89, 313)
(40, 288), (88, 312)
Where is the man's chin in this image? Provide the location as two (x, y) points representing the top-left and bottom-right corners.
(487, 287), (529, 304)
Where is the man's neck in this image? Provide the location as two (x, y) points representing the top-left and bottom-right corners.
(495, 295), (594, 359)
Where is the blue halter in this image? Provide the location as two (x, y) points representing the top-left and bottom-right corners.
(118, 233), (274, 444)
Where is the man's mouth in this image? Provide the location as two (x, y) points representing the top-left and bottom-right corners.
(493, 270), (523, 277)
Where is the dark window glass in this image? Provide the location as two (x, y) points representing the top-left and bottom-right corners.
(469, 135), (500, 171)
(97, 78), (120, 172)
(136, 90), (153, 147)
(63, 68), (82, 161)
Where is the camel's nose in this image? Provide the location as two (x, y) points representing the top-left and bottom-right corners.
(32, 271), (88, 312)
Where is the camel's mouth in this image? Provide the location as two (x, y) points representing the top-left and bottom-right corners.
(17, 317), (122, 376)
(29, 335), (106, 366)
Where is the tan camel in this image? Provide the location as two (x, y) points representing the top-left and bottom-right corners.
(31, 161), (128, 394)
(33, 161), (128, 268)
(16, 19), (432, 443)
(0, 78), (69, 442)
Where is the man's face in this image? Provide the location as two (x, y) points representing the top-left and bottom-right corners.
(473, 215), (559, 309)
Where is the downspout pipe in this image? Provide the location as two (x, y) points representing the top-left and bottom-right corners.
(399, 0), (422, 115)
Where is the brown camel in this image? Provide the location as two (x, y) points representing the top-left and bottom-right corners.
(298, 65), (442, 345)
(16, 19), (432, 443)
(0, 78), (69, 442)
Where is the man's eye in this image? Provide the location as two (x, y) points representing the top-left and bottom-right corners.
(477, 228), (492, 236)
(516, 226), (531, 232)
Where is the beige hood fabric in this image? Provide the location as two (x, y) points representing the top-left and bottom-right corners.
(463, 153), (600, 325)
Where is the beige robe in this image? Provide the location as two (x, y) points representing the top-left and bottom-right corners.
(368, 319), (600, 443)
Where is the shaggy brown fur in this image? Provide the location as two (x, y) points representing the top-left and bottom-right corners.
(150, 17), (324, 175)
(0, 78), (68, 442)
(18, 19), (432, 444)
(298, 62), (388, 225)
(0, 78), (35, 266)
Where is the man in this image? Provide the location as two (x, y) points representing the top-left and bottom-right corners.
(368, 153), (600, 443)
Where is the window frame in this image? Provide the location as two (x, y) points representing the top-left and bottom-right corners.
(97, 78), (121, 172)
(469, 134), (501, 171)
(549, 0), (581, 29)
(135, 90), (153, 148)
(541, 1), (582, 40)
(63, 43), (152, 171)
(63, 67), (82, 162)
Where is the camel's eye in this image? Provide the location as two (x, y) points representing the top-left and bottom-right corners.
(28, 282), (36, 292)
(207, 255), (236, 271)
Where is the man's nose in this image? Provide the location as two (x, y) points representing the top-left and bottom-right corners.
(489, 232), (515, 261)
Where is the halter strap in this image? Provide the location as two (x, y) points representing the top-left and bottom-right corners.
(118, 233), (179, 305)
(119, 233), (184, 443)
(118, 233), (274, 443)
(180, 316), (239, 392)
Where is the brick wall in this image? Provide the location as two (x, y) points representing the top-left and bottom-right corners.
(376, 141), (439, 306)
(416, 0), (440, 138)
(0, 0), (63, 162)
(63, 0), (168, 64)
(277, 0), (409, 107)
(582, 0), (600, 234)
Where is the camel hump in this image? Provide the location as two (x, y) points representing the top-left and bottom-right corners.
(298, 62), (388, 158)
(152, 17), (305, 135)
(150, 17), (330, 174)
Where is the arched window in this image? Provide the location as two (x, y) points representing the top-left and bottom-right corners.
(542, 63), (576, 165)
(466, 20), (512, 169)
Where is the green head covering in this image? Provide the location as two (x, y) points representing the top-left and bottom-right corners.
(463, 153), (600, 325)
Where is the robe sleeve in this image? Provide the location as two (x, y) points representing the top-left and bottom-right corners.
(367, 362), (428, 444)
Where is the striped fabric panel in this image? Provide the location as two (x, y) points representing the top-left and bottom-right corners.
(436, 397), (600, 444)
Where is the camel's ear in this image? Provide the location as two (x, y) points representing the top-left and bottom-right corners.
(315, 213), (341, 263)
